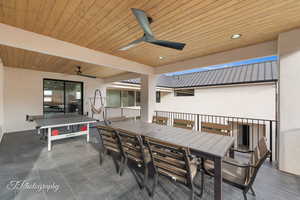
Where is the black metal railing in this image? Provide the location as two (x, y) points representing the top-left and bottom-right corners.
(104, 107), (278, 162)
(154, 110), (278, 162)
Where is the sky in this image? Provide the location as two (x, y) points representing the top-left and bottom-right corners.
(164, 56), (278, 76)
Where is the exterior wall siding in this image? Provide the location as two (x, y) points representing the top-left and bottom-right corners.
(155, 83), (276, 120)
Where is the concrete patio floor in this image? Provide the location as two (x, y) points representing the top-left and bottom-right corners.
(0, 128), (299, 200)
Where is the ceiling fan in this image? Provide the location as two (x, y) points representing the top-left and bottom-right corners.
(76, 66), (96, 78)
(119, 8), (186, 51)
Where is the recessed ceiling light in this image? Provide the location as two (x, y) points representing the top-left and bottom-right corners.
(159, 56), (164, 60)
(231, 34), (241, 39)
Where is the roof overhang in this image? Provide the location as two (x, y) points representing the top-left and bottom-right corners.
(107, 82), (172, 93)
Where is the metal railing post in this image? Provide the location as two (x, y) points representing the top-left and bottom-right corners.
(197, 114), (200, 131)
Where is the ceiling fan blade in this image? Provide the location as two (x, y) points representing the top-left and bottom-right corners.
(77, 72), (96, 79)
(119, 37), (145, 51)
(147, 39), (186, 50)
(131, 8), (153, 36)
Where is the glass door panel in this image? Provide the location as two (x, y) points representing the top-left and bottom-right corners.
(65, 82), (83, 114)
(43, 80), (64, 114)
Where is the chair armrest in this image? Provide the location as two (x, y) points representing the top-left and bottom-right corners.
(223, 159), (251, 168)
(231, 148), (254, 154)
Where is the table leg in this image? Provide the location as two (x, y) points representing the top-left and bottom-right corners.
(229, 144), (235, 159)
(214, 157), (223, 200)
(87, 124), (90, 143)
(48, 128), (51, 151)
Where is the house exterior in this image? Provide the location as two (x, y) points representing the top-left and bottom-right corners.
(106, 61), (278, 150)
(107, 61), (277, 120)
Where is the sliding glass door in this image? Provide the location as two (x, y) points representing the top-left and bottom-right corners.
(43, 79), (83, 115)
(65, 81), (83, 114)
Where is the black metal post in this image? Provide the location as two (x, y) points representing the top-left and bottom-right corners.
(270, 121), (273, 162)
(197, 114), (200, 131)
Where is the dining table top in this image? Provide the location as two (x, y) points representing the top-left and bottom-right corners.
(108, 120), (235, 159)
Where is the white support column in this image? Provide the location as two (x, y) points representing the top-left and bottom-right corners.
(0, 58), (4, 141)
(278, 28), (300, 175)
(140, 74), (157, 123)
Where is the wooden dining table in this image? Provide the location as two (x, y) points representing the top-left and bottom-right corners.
(108, 120), (235, 200)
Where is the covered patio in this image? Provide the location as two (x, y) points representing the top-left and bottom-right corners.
(1, 129), (299, 200)
(1, 1), (300, 200)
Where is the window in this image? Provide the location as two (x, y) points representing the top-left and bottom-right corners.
(241, 125), (250, 148)
(136, 91), (141, 106)
(44, 90), (52, 96)
(122, 90), (135, 107)
(43, 79), (83, 115)
(156, 91), (161, 103)
(76, 92), (81, 100)
(106, 90), (121, 107)
(174, 89), (194, 96)
(44, 97), (52, 102)
(106, 90), (160, 106)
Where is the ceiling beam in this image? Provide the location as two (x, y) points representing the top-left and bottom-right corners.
(155, 41), (277, 74)
(0, 23), (154, 75)
(103, 72), (140, 83)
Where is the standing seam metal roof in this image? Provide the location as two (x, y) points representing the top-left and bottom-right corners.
(122, 61), (278, 88)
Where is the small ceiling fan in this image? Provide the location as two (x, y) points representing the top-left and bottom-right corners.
(76, 66), (96, 78)
(119, 8), (186, 51)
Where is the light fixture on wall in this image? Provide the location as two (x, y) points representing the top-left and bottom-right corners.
(159, 56), (164, 60)
(231, 34), (242, 39)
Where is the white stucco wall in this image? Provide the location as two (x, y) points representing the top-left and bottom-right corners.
(155, 83), (276, 120)
(0, 60), (4, 141)
(278, 28), (300, 175)
(3, 67), (106, 133)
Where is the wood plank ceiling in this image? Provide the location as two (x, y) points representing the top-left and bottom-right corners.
(1, 0), (300, 76)
(0, 45), (126, 78)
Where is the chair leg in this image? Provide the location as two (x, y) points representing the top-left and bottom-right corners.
(99, 152), (103, 165)
(151, 174), (158, 197)
(99, 148), (106, 165)
(118, 156), (124, 175)
(119, 157), (127, 176)
(142, 164), (149, 189)
(190, 186), (195, 200)
(250, 186), (256, 196)
(243, 191), (248, 200)
(199, 171), (204, 198)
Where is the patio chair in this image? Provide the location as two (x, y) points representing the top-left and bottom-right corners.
(152, 116), (169, 125)
(201, 122), (232, 136)
(116, 130), (151, 189)
(145, 137), (203, 200)
(96, 125), (124, 173)
(173, 119), (194, 130)
(203, 137), (270, 200)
